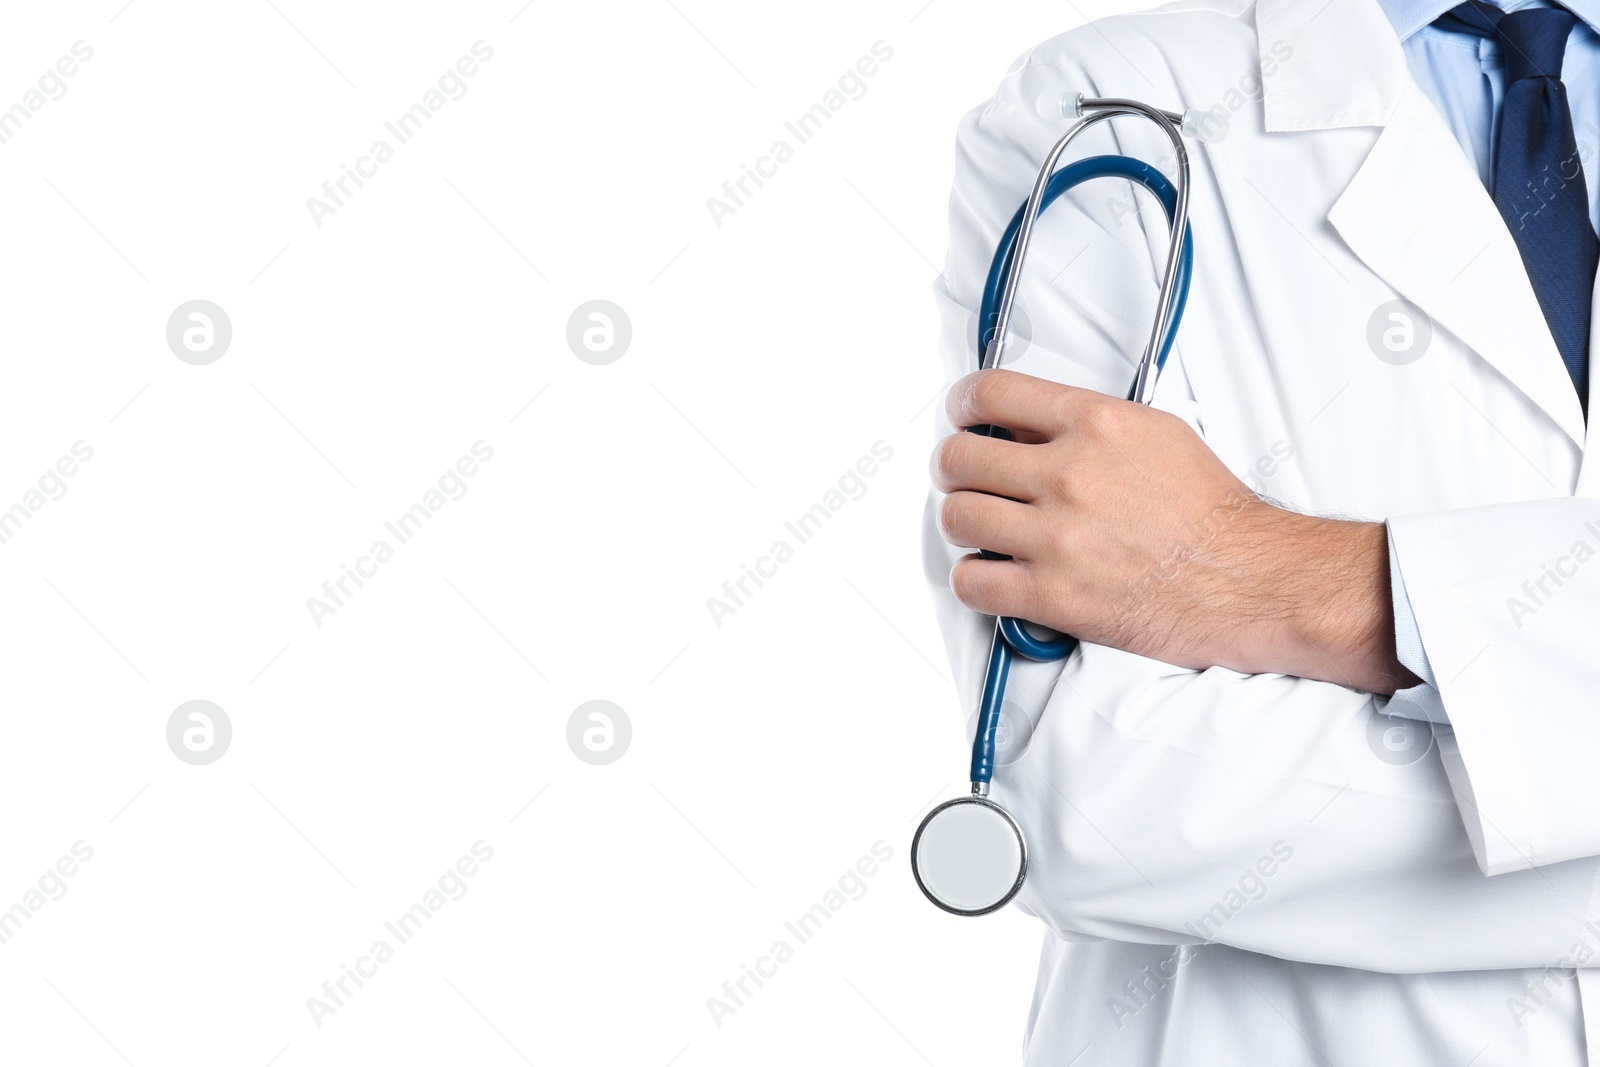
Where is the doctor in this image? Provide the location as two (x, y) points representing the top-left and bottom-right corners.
(927, 0), (1600, 1063)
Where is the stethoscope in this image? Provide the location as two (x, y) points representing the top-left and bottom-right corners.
(911, 93), (1202, 916)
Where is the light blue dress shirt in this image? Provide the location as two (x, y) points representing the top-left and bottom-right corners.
(1375, 0), (1600, 722)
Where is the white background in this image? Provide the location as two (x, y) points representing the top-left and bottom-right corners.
(0, 2), (1142, 1064)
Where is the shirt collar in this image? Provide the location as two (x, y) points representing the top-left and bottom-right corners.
(1374, 0), (1600, 40)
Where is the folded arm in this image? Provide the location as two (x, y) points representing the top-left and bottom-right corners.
(933, 366), (1421, 695)
(927, 46), (1600, 973)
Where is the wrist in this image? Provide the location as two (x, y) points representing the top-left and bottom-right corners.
(1226, 510), (1417, 694)
(1273, 515), (1414, 694)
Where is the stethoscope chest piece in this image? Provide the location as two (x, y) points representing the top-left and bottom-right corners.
(910, 794), (1027, 916)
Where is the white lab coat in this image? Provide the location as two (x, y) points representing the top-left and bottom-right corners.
(926, 0), (1600, 1063)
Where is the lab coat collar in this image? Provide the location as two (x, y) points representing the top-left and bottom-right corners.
(1258, 0), (1588, 447)
(1256, 0), (1409, 131)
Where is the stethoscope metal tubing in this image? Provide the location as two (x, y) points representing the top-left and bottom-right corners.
(983, 96), (1190, 408)
(969, 98), (1192, 795)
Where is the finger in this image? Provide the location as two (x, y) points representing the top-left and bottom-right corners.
(937, 490), (1043, 558)
(930, 430), (1044, 501)
(947, 369), (1088, 438)
(949, 554), (1035, 619)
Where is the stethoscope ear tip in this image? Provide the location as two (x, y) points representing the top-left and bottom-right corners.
(1180, 108), (1224, 144)
(1034, 90), (1077, 121)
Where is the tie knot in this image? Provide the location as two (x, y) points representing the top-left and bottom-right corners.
(1500, 7), (1577, 81)
(1433, 4), (1578, 81)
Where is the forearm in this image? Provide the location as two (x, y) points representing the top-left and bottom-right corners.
(935, 387), (1420, 697)
(1217, 507), (1420, 696)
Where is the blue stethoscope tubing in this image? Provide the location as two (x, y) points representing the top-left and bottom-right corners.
(968, 141), (1195, 788)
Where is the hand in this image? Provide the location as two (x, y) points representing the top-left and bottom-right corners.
(931, 369), (1417, 694)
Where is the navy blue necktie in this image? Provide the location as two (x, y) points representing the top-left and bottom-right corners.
(1435, 1), (1599, 406)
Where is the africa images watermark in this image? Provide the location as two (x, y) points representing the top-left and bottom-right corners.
(305, 41), (495, 229)
(1504, 518), (1600, 629)
(1106, 840), (1294, 1030)
(705, 440), (894, 628)
(0, 40), (94, 147)
(1113, 440), (1294, 622)
(305, 840), (495, 1028)
(705, 40), (894, 229)
(1505, 921), (1600, 1028)
(706, 840), (893, 1029)
(0, 841), (94, 949)
(1105, 40), (1294, 225)
(0, 441), (95, 548)
(305, 441), (495, 628)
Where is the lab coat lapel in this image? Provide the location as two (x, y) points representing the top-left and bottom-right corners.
(1328, 85), (1587, 449)
(1257, 0), (1586, 449)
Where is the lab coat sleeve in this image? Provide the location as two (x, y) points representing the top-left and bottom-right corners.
(1377, 525), (1451, 724)
(926, 38), (1600, 974)
(1388, 500), (1600, 876)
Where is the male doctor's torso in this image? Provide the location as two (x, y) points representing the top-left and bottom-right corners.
(926, 0), (1600, 1063)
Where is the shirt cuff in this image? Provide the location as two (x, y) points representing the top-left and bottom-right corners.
(1381, 523), (1449, 724)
